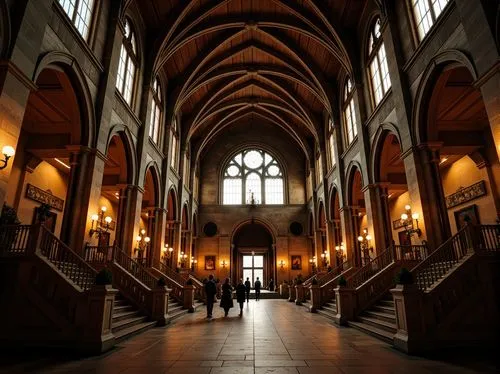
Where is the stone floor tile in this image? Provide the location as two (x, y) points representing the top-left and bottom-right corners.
(255, 368), (299, 374)
(255, 360), (307, 367)
(210, 368), (255, 374)
(222, 360), (255, 367)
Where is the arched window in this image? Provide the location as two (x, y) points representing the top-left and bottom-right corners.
(116, 18), (137, 105)
(343, 78), (358, 145)
(327, 117), (336, 169)
(149, 77), (162, 144)
(223, 149), (284, 205)
(368, 18), (391, 107)
(170, 119), (178, 171)
(411, 0), (450, 40)
(58, 0), (96, 40)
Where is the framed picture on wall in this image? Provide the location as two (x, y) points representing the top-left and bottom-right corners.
(454, 204), (480, 231)
(205, 255), (216, 270)
(291, 255), (302, 270)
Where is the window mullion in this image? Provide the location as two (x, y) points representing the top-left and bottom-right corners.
(72, 0), (80, 22)
(427, 0), (437, 22)
(377, 52), (384, 94)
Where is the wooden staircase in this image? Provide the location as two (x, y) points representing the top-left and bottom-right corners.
(316, 299), (337, 320)
(349, 293), (396, 344)
(112, 294), (156, 343)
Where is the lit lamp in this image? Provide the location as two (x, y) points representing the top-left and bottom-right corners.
(279, 260), (285, 270)
(191, 257), (198, 271)
(89, 206), (113, 238)
(400, 205), (422, 238)
(0, 145), (15, 170)
(220, 259), (227, 269)
(309, 256), (317, 273)
(135, 229), (150, 255)
(335, 243), (346, 262)
(320, 250), (329, 268)
(357, 229), (373, 266)
(162, 244), (174, 260)
(179, 251), (189, 267)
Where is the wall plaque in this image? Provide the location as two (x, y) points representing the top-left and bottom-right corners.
(445, 181), (486, 209)
(26, 184), (64, 211)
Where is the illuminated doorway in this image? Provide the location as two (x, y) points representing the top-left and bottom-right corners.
(242, 253), (264, 287)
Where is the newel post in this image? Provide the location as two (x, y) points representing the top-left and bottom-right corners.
(27, 223), (43, 254)
(295, 284), (305, 305)
(287, 284), (295, 302)
(82, 284), (118, 353)
(390, 284), (426, 353)
(309, 284), (321, 312)
(334, 286), (356, 326)
(183, 284), (195, 312)
(280, 283), (289, 298)
(151, 285), (170, 326)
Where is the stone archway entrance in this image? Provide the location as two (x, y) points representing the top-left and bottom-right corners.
(231, 221), (275, 288)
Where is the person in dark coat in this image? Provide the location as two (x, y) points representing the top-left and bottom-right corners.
(235, 279), (246, 316)
(254, 277), (261, 301)
(220, 278), (234, 317)
(244, 277), (251, 302)
(268, 278), (275, 292)
(205, 274), (217, 319)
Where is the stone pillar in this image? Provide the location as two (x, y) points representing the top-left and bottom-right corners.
(116, 184), (143, 254)
(287, 285), (295, 302)
(295, 284), (305, 305)
(339, 206), (355, 267)
(390, 284), (425, 354)
(60, 147), (98, 252)
(81, 284), (118, 354)
(151, 285), (169, 326)
(362, 184), (386, 255)
(309, 284), (321, 312)
(182, 284), (195, 312)
(334, 286), (356, 326)
(150, 208), (166, 268)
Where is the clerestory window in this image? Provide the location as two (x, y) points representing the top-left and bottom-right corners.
(223, 149), (284, 205)
(343, 78), (358, 145)
(58, 0), (96, 40)
(116, 18), (137, 106)
(368, 17), (391, 107)
(149, 77), (162, 144)
(411, 0), (450, 40)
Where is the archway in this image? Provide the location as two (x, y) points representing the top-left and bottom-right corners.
(329, 188), (344, 266)
(317, 201), (328, 270)
(5, 67), (88, 248)
(423, 65), (499, 237)
(231, 221), (275, 288)
(179, 203), (189, 269)
(164, 188), (177, 268)
(348, 167), (367, 267)
(138, 166), (159, 266)
(375, 132), (410, 246)
(191, 212), (198, 271)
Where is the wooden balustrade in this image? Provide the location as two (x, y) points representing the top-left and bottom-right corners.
(113, 248), (157, 289)
(346, 246), (394, 289)
(83, 244), (114, 264)
(39, 226), (97, 290)
(318, 261), (351, 286)
(0, 224), (32, 255)
(476, 224), (500, 251)
(189, 275), (206, 303)
(158, 261), (187, 286)
(395, 245), (428, 261)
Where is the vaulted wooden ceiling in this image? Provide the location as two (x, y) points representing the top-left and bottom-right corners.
(128, 0), (369, 161)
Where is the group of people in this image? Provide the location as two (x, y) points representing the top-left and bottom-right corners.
(204, 275), (274, 318)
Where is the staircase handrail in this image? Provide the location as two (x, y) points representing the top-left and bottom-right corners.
(318, 260), (351, 286)
(346, 246), (394, 289)
(39, 226), (97, 290)
(113, 246), (157, 289)
(158, 260), (187, 286)
(476, 224), (500, 251)
(83, 244), (114, 264)
(0, 224), (32, 255)
(410, 225), (474, 291)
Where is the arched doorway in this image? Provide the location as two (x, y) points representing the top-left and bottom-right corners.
(348, 167), (367, 267)
(330, 188), (344, 266)
(164, 188), (177, 268)
(231, 221), (275, 288)
(375, 132), (410, 246)
(422, 65), (499, 238)
(5, 67), (88, 248)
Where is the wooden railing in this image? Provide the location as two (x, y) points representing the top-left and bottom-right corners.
(395, 245), (428, 261)
(477, 225), (500, 251)
(318, 261), (351, 287)
(150, 265), (185, 303)
(83, 244), (114, 264)
(158, 261), (187, 286)
(347, 246), (395, 289)
(189, 275), (206, 303)
(39, 226), (97, 290)
(0, 224), (32, 255)
(113, 248), (157, 289)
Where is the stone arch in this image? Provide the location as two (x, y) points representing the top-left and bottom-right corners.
(345, 160), (365, 205)
(166, 186), (178, 221)
(412, 49), (478, 145)
(33, 51), (96, 148)
(143, 161), (162, 208)
(369, 123), (404, 183)
(230, 218), (278, 245)
(105, 125), (137, 185)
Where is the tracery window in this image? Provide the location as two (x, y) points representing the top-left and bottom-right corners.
(170, 119), (178, 171)
(411, 0), (450, 40)
(343, 78), (358, 145)
(58, 0), (95, 40)
(149, 77), (162, 144)
(116, 19), (137, 105)
(223, 149), (284, 205)
(368, 18), (391, 106)
(327, 118), (336, 169)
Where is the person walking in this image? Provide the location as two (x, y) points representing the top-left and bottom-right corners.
(244, 277), (251, 302)
(254, 277), (261, 301)
(204, 274), (217, 319)
(220, 278), (234, 317)
(235, 279), (246, 317)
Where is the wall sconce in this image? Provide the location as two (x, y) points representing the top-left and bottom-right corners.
(191, 257), (198, 271)
(0, 145), (15, 170)
(400, 205), (422, 238)
(309, 256), (317, 273)
(320, 250), (329, 267)
(335, 243), (346, 261)
(358, 229), (373, 265)
(179, 251), (188, 267)
(135, 229), (150, 253)
(220, 259), (227, 269)
(89, 206), (112, 238)
(162, 244), (174, 260)
(279, 260), (285, 269)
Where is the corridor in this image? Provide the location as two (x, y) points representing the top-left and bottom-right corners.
(3, 300), (495, 374)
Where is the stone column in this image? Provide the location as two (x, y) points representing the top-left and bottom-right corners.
(339, 206), (356, 267)
(151, 285), (169, 326)
(150, 208), (166, 268)
(116, 184), (143, 254)
(60, 147), (98, 252)
(362, 184), (386, 255)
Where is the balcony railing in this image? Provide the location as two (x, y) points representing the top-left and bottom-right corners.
(0, 225), (32, 255)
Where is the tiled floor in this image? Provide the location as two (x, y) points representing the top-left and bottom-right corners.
(2, 300), (497, 373)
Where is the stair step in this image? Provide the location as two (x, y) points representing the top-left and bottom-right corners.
(113, 305), (134, 313)
(112, 315), (148, 332)
(114, 321), (157, 343)
(169, 304), (183, 313)
(349, 321), (394, 344)
(169, 308), (188, 321)
(372, 305), (394, 314)
(378, 299), (394, 307)
(317, 309), (336, 320)
(322, 305), (337, 314)
(357, 315), (397, 333)
(364, 310), (396, 323)
(113, 310), (140, 322)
